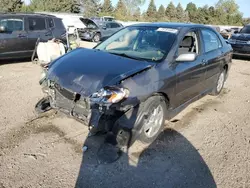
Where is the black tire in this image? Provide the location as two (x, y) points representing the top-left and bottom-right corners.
(92, 33), (101, 42)
(210, 69), (226, 96)
(139, 96), (167, 144)
(35, 97), (52, 114)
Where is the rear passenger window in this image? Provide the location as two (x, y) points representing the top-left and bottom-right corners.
(110, 23), (120, 28)
(0, 18), (24, 32)
(28, 17), (46, 31)
(106, 23), (111, 28)
(201, 29), (222, 52)
(47, 18), (54, 28)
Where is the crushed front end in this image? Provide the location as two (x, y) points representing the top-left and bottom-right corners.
(39, 74), (131, 136)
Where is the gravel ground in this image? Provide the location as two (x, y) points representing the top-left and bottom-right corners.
(0, 54), (249, 188)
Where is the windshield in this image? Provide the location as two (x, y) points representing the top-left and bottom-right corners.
(240, 26), (250, 34)
(95, 26), (178, 62)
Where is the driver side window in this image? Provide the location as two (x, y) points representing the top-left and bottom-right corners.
(0, 17), (24, 32)
(178, 31), (199, 56)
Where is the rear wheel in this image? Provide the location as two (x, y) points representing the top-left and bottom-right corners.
(92, 33), (101, 42)
(139, 96), (167, 143)
(210, 69), (226, 96)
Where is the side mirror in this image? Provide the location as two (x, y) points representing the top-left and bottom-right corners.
(0, 26), (6, 33)
(176, 53), (197, 62)
(103, 26), (107, 30)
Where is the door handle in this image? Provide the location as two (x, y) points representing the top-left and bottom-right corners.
(45, 32), (52, 36)
(18, 34), (27, 38)
(202, 59), (208, 65)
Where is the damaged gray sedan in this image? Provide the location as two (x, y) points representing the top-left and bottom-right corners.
(37, 23), (232, 152)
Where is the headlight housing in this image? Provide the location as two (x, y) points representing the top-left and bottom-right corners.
(91, 86), (130, 104)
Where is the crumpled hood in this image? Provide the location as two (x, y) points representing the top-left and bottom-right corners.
(231, 33), (250, 41)
(47, 48), (153, 96)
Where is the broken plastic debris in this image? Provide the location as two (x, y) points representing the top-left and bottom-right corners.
(82, 146), (88, 152)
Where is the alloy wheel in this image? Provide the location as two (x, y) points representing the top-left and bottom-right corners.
(143, 105), (164, 138)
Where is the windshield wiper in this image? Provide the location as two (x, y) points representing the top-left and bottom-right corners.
(108, 52), (146, 61)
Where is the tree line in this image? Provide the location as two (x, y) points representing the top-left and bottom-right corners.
(0, 0), (247, 26)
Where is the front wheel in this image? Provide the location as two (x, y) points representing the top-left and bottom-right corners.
(139, 96), (167, 143)
(210, 69), (226, 96)
(92, 33), (101, 42)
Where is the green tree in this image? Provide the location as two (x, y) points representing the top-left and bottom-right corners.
(114, 0), (127, 20)
(27, 0), (80, 13)
(157, 4), (168, 21)
(243, 18), (250, 26)
(215, 0), (243, 25)
(100, 0), (113, 16)
(27, 0), (45, 11)
(186, 2), (198, 23)
(124, 0), (145, 15)
(165, 1), (177, 22)
(176, 3), (184, 22)
(146, 0), (157, 21)
(81, 0), (101, 17)
(132, 7), (141, 21)
(0, 0), (23, 12)
(196, 6), (212, 24)
(183, 11), (190, 22)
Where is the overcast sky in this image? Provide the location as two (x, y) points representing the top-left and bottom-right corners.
(24, 0), (250, 17)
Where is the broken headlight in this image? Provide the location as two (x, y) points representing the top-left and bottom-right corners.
(91, 86), (129, 104)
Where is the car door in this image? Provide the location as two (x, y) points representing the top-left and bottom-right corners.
(101, 22), (110, 38)
(0, 16), (30, 59)
(173, 29), (207, 107)
(110, 22), (122, 34)
(25, 16), (53, 53)
(200, 29), (224, 89)
(46, 17), (55, 38)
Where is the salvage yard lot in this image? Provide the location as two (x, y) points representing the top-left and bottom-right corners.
(0, 52), (250, 187)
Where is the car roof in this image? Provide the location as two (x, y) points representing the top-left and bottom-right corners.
(0, 12), (57, 18)
(130, 22), (207, 29)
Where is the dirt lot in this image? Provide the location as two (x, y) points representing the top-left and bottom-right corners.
(0, 52), (250, 187)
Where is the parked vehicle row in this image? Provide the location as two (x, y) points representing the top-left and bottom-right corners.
(227, 24), (250, 57)
(78, 18), (123, 42)
(37, 23), (232, 154)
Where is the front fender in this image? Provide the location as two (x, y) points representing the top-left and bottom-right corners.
(112, 102), (146, 147)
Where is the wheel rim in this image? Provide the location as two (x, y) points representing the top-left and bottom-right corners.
(143, 105), (164, 138)
(94, 34), (100, 42)
(217, 71), (225, 92)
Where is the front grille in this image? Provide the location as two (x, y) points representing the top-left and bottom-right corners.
(50, 85), (91, 121)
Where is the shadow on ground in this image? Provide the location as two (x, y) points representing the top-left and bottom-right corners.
(75, 128), (216, 188)
(233, 55), (250, 61)
(0, 58), (31, 65)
